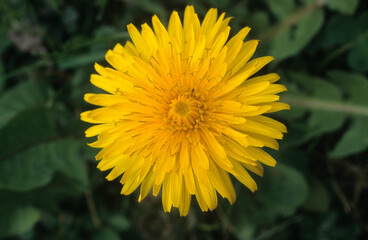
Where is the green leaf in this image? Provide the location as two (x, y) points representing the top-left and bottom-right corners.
(0, 205), (40, 238)
(302, 177), (330, 212)
(327, 71), (368, 157)
(331, 117), (368, 157)
(0, 35), (11, 92)
(317, 12), (368, 68)
(62, 6), (78, 33)
(71, 68), (98, 107)
(92, 228), (121, 240)
(273, 149), (309, 173)
(0, 81), (49, 129)
(205, 0), (231, 9)
(0, 139), (88, 192)
(58, 51), (106, 69)
(284, 72), (346, 145)
(327, 70), (368, 106)
(109, 215), (131, 231)
(284, 71), (368, 155)
(256, 164), (309, 216)
(270, 8), (324, 60)
(249, 11), (271, 36)
(228, 191), (275, 237)
(348, 40), (368, 73)
(326, 0), (359, 15)
(319, 15), (359, 49)
(253, 216), (302, 240)
(45, 0), (60, 12)
(0, 59), (4, 93)
(266, 0), (296, 20)
(235, 223), (256, 240)
(91, 26), (119, 52)
(0, 107), (58, 159)
(0, 35), (11, 53)
(124, 0), (167, 22)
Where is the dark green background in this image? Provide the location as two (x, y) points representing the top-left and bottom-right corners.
(0, 0), (367, 239)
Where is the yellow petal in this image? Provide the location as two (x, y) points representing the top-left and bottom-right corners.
(84, 93), (127, 107)
(242, 161), (264, 177)
(127, 24), (151, 61)
(228, 40), (258, 75)
(265, 102), (290, 113)
(239, 81), (270, 97)
(222, 127), (249, 148)
(244, 73), (280, 85)
(168, 11), (184, 49)
(232, 119), (284, 139)
(201, 8), (218, 34)
(138, 169), (155, 202)
(183, 167), (196, 195)
(200, 130), (233, 169)
(246, 147), (277, 166)
(208, 161), (236, 203)
(85, 123), (114, 137)
(229, 159), (257, 192)
(179, 187), (191, 216)
(191, 143), (210, 169)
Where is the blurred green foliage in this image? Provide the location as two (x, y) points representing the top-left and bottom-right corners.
(0, 0), (367, 239)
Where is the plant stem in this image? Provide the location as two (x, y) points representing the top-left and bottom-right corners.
(319, 30), (368, 69)
(283, 96), (368, 117)
(85, 189), (102, 228)
(259, 0), (326, 41)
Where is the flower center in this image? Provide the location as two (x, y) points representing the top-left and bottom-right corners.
(167, 93), (207, 131)
(174, 101), (190, 117)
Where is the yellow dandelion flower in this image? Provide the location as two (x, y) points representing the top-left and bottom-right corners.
(81, 6), (289, 216)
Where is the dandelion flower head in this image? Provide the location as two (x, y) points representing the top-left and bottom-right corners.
(81, 6), (289, 216)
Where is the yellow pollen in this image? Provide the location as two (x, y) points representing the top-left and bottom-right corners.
(174, 101), (190, 117)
